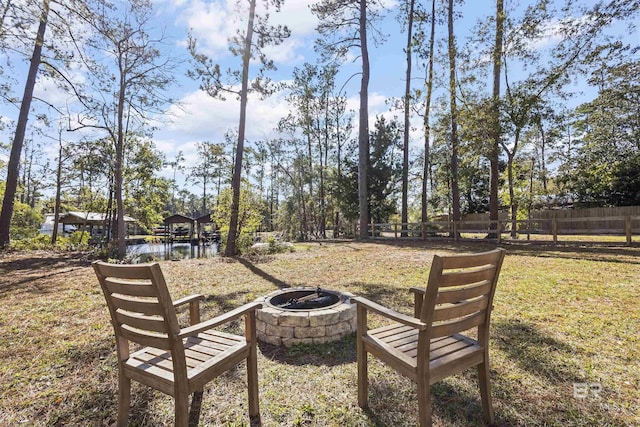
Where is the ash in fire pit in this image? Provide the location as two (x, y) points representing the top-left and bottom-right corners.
(271, 287), (339, 310)
(255, 288), (357, 347)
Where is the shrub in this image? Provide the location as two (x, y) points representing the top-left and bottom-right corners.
(11, 234), (55, 250)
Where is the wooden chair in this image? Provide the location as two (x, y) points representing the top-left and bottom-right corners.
(92, 261), (261, 426)
(353, 248), (506, 427)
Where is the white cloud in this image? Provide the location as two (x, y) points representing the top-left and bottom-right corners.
(266, 0), (318, 37)
(156, 84), (291, 159)
(178, 0), (241, 59)
(519, 15), (591, 53)
(261, 38), (305, 65)
(171, 0), (317, 66)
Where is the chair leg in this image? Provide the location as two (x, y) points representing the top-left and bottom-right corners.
(478, 361), (495, 424)
(175, 393), (190, 427)
(247, 347), (260, 422)
(188, 390), (204, 427)
(357, 341), (368, 408)
(417, 375), (431, 427)
(116, 375), (131, 427)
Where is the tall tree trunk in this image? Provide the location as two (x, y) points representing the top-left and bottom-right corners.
(447, 0), (461, 227)
(52, 129), (63, 245)
(489, 0), (504, 237)
(306, 130), (315, 236)
(421, 0), (436, 224)
(335, 96), (343, 238)
(226, 0), (256, 256)
(507, 131), (519, 238)
(320, 96), (329, 238)
(357, 0), (370, 239)
(401, 0), (415, 235)
(115, 66), (127, 258)
(538, 120), (548, 192)
(0, 0), (49, 247)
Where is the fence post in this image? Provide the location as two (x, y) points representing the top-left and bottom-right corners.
(394, 223), (398, 239)
(453, 221), (458, 242)
(552, 219), (558, 245)
(626, 215), (632, 246)
(497, 220), (501, 244)
(370, 220), (374, 239)
(421, 222), (426, 240)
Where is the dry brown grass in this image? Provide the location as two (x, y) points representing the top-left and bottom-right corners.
(0, 241), (638, 426)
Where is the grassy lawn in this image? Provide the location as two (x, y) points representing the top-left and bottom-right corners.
(0, 241), (638, 426)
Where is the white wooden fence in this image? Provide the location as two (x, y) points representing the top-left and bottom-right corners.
(366, 215), (640, 246)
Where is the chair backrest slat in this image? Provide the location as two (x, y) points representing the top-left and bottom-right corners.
(436, 281), (493, 304)
(104, 277), (158, 297)
(115, 310), (169, 334)
(95, 262), (160, 280)
(93, 261), (181, 352)
(111, 294), (165, 316)
(120, 325), (172, 350)
(421, 248), (505, 339)
(441, 250), (502, 269)
(430, 310), (486, 339)
(432, 295), (489, 322)
(439, 264), (496, 287)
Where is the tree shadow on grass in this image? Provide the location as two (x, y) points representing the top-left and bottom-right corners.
(363, 376), (521, 427)
(341, 238), (640, 265)
(259, 333), (357, 367)
(492, 319), (582, 385)
(45, 337), (158, 426)
(0, 252), (89, 272)
(202, 290), (256, 314)
(351, 282), (415, 316)
(364, 238), (499, 253)
(0, 253), (90, 296)
(236, 257), (292, 289)
(53, 337), (213, 426)
(498, 243), (640, 265)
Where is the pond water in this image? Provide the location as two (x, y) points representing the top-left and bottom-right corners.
(126, 242), (218, 263)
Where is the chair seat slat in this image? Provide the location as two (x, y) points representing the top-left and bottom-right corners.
(198, 331), (245, 346)
(372, 326), (418, 345)
(124, 358), (175, 383)
(368, 324), (414, 340)
(130, 350), (175, 371)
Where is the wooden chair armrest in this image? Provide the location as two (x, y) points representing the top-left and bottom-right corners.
(352, 296), (427, 330)
(173, 294), (205, 308)
(178, 301), (263, 338)
(408, 287), (426, 318)
(174, 294), (205, 325)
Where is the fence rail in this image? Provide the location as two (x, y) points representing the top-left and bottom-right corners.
(367, 215), (640, 246)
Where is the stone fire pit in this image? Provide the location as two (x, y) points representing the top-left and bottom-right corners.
(255, 288), (357, 347)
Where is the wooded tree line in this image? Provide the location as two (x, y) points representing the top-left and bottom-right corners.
(0, 0), (638, 256)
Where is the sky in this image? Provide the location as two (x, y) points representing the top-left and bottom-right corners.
(1, 0), (639, 196)
(150, 0), (407, 171)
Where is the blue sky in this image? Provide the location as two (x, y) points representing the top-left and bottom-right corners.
(1, 0), (638, 194)
(149, 0), (405, 171)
